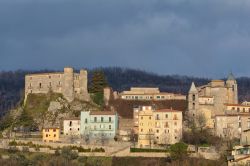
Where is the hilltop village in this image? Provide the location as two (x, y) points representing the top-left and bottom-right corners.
(1, 67), (250, 165)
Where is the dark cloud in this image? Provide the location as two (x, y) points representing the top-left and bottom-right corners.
(1, 0), (250, 77)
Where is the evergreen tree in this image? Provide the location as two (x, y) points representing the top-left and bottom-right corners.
(89, 70), (108, 106)
(89, 70), (108, 93)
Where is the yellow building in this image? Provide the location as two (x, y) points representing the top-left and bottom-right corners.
(138, 106), (154, 148)
(138, 106), (183, 148)
(42, 127), (60, 142)
(154, 109), (182, 145)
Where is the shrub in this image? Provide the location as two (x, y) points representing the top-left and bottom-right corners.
(61, 147), (78, 160)
(170, 142), (188, 160)
(9, 140), (18, 146)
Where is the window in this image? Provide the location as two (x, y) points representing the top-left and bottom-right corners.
(54, 134), (56, 137)
(53, 129), (56, 132)
(29, 83), (32, 88)
(193, 103), (195, 109)
(174, 122), (177, 126)
(85, 119), (88, 123)
(141, 129), (143, 132)
(232, 107), (235, 110)
(109, 125), (111, 130)
(156, 114), (160, 120)
(70, 128), (72, 131)
(174, 115), (178, 120)
(239, 122), (242, 128)
(248, 122), (250, 128)
(192, 94), (195, 101)
(141, 117), (143, 120)
(237, 108), (240, 112)
(243, 108), (246, 112)
(101, 117), (104, 122)
(94, 117), (97, 122)
(149, 116), (151, 120)
(156, 129), (159, 133)
(109, 117), (112, 122)
(46, 134), (48, 137)
(69, 121), (72, 126)
(49, 82), (52, 87)
(165, 122), (169, 128)
(78, 128), (79, 131)
(39, 83), (42, 88)
(165, 114), (168, 118)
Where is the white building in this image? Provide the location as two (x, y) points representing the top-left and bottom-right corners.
(63, 118), (80, 136)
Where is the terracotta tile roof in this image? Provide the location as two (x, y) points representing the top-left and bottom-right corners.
(155, 109), (182, 113)
(215, 114), (250, 117)
(225, 104), (250, 107)
(90, 111), (116, 115)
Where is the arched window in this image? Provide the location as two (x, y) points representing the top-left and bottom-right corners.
(192, 94), (195, 101)
(192, 103), (195, 109)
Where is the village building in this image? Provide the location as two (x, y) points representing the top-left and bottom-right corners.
(42, 127), (60, 142)
(224, 103), (250, 114)
(227, 145), (250, 166)
(137, 106), (182, 148)
(215, 114), (250, 139)
(188, 73), (238, 128)
(80, 111), (118, 139)
(119, 87), (186, 101)
(63, 118), (80, 136)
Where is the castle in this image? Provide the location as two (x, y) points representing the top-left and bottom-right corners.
(25, 67), (89, 102)
(188, 73), (238, 127)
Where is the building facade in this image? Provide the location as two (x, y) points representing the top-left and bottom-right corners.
(80, 111), (118, 139)
(25, 67), (89, 102)
(63, 118), (80, 136)
(42, 127), (60, 142)
(137, 106), (183, 148)
(188, 73), (238, 128)
(215, 114), (250, 139)
(119, 87), (186, 101)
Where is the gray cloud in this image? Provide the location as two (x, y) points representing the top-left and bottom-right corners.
(1, 0), (250, 78)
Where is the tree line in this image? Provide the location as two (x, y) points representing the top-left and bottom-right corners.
(0, 67), (250, 115)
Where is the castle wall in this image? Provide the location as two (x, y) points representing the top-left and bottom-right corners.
(25, 73), (63, 96)
(25, 67), (89, 102)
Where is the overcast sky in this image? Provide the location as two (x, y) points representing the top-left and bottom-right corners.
(1, 0), (250, 78)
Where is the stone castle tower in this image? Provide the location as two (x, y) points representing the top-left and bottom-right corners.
(226, 72), (238, 104)
(25, 67), (90, 102)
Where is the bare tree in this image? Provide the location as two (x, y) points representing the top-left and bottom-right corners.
(196, 112), (207, 132)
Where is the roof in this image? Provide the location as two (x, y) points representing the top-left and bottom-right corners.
(234, 155), (250, 162)
(215, 114), (250, 117)
(155, 109), (182, 113)
(64, 117), (80, 121)
(227, 72), (236, 81)
(90, 111), (116, 116)
(189, 82), (198, 93)
(211, 80), (224, 82)
(43, 127), (60, 129)
(225, 104), (250, 107)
